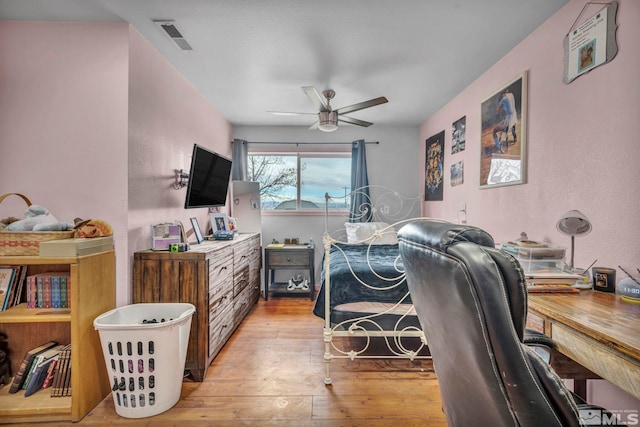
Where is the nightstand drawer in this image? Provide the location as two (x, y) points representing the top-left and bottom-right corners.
(267, 251), (310, 267)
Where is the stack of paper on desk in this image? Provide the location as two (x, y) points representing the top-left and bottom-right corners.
(525, 271), (585, 293)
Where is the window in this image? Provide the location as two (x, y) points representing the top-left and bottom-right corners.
(248, 152), (351, 211)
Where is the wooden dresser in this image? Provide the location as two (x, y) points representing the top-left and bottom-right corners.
(132, 233), (261, 381)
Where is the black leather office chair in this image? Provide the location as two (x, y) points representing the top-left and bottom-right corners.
(397, 220), (622, 427)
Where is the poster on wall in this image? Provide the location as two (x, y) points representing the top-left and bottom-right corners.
(451, 161), (464, 186)
(480, 71), (527, 189)
(425, 130), (444, 201)
(563, 1), (618, 84)
(451, 116), (466, 154)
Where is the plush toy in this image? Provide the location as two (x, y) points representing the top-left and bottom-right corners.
(4, 205), (73, 232)
(73, 218), (113, 238)
(0, 217), (19, 232)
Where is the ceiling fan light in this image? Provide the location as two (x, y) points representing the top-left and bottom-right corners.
(318, 111), (338, 132)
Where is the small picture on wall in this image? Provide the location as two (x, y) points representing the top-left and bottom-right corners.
(425, 130), (444, 201)
(451, 161), (464, 186)
(452, 116), (466, 154)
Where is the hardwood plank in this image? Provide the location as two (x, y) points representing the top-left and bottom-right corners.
(27, 298), (445, 426)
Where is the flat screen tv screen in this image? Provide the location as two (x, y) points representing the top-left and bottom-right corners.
(184, 144), (233, 209)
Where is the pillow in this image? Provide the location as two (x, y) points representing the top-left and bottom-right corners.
(344, 222), (398, 245)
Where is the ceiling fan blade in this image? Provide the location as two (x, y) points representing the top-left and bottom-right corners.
(336, 96), (388, 115)
(268, 111), (317, 116)
(338, 115), (373, 127)
(302, 86), (329, 112)
(308, 121), (320, 130)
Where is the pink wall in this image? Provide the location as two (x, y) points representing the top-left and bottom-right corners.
(0, 20), (130, 297)
(0, 21), (232, 307)
(126, 27), (233, 304)
(419, 0), (640, 409)
(420, 0), (640, 277)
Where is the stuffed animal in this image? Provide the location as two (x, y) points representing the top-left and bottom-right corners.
(73, 218), (113, 238)
(0, 217), (19, 232)
(4, 205), (73, 232)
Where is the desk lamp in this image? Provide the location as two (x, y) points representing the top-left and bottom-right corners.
(556, 210), (592, 271)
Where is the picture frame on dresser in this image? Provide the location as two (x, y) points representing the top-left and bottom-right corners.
(189, 217), (204, 243)
(210, 212), (228, 232)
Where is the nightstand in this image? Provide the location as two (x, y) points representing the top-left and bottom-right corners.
(264, 244), (315, 300)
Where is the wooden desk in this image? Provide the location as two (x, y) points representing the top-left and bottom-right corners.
(527, 291), (640, 400)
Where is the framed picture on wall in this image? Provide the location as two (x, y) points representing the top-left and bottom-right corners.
(452, 116), (466, 154)
(451, 161), (464, 186)
(480, 71), (527, 188)
(424, 130), (444, 201)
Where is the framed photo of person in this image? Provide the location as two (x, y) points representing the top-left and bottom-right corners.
(210, 212), (228, 232)
(189, 217), (204, 244)
(480, 71), (527, 189)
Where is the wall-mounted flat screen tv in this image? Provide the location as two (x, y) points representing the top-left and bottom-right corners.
(184, 144), (233, 209)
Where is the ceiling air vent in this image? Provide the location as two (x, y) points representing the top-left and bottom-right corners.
(153, 20), (193, 51)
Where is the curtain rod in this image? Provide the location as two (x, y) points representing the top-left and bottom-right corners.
(237, 141), (379, 145)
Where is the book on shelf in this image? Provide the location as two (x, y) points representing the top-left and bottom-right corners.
(10, 265), (27, 309)
(8, 340), (58, 393)
(51, 344), (71, 398)
(41, 357), (59, 389)
(23, 345), (63, 397)
(51, 275), (61, 308)
(23, 272), (71, 310)
(22, 344), (64, 391)
(62, 357), (72, 397)
(0, 266), (17, 311)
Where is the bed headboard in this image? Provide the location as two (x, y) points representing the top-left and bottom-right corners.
(323, 185), (423, 239)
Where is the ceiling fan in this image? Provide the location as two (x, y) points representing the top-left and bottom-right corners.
(269, 86), (388, 132)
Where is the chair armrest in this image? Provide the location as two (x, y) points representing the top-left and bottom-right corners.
(524, 328), (554, 348)
(524, 328), (554, 364)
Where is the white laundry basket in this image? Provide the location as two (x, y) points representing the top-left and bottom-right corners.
(93, 303), (195, 418)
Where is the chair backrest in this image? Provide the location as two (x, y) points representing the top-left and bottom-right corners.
(398, 220), (581, 427)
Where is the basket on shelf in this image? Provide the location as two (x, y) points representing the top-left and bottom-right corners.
(0, 193), (75, 256)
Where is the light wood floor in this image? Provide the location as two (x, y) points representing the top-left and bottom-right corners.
(30, 298), (446, 426)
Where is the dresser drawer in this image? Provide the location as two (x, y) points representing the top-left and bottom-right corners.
(234, 241), (250, 266)
(209, 305), (234, 357)
(208, 248), (233, 290)
(233, 287), (253, 327)
(209, 284), (233, 320)
(267, 250), (310, 267)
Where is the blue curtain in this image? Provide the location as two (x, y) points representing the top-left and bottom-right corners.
(349, 139), (372, 222)
(231, 138), (248, 181)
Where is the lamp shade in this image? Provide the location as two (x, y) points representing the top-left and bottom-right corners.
(318, 111), (338, 132)
(556, 210), (592, 237)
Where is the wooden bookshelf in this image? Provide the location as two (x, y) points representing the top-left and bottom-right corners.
(0, 250), (115, 423)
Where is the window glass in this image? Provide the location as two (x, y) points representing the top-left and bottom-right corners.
(248, 152), (351, 211)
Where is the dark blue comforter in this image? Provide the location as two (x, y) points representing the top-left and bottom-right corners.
(312, 243), (411, 319)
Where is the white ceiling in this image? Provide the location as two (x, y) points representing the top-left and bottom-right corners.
(1, 0), (568, 128)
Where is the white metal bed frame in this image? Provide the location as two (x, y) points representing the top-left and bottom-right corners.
(321, 186), (435, 385)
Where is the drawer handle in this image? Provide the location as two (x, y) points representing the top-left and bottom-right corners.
(287, 257), (291, 262)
